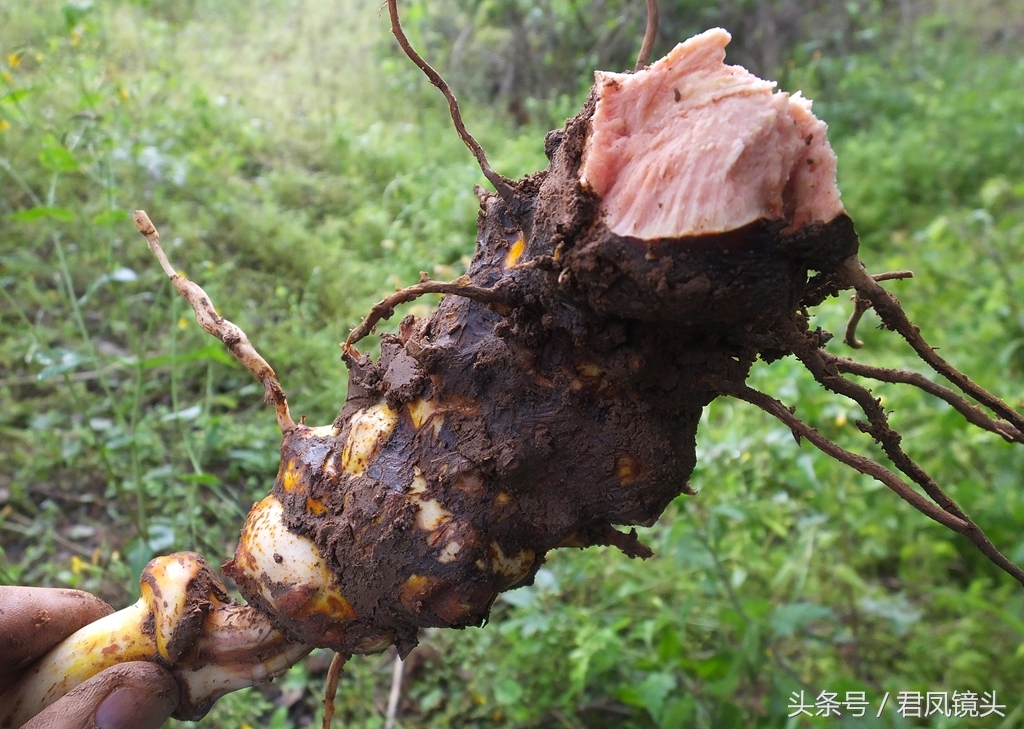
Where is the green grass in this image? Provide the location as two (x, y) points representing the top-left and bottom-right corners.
(2, 1), (1024, 727)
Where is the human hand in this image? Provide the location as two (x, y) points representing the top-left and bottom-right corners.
(0, 586), (179, 729)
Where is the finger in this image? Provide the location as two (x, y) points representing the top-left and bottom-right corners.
(0, 587), (113, 694)
(21, 662), (179, 729)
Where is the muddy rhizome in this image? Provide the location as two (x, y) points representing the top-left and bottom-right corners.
(3, 6), (1023, 726)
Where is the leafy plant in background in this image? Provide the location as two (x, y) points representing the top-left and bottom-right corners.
(2, 0), (1024, 727)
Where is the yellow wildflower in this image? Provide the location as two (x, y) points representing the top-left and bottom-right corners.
(118, 86), (129, 100)
(178, 317), (189, 330)
(0, 120), (10, 132)
(7, 53), (20, 68)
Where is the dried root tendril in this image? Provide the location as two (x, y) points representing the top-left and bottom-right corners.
(385, 0), (517, 205)
(132, 211), (295, 433)
(796, 342), (1024, 587)
(843, 293), (871, 349)
(635, 0), (660, 70)
(344, 272), (514, 351)
(713, 379), (969, 533)
(839, 257), (1024, 434)
(716, 282), (1024, 589)
(321, 652), (349, 729)
(715, 335), (1024, 588)
(384, 654), (404, 729)
(827, 353), (1024, 444)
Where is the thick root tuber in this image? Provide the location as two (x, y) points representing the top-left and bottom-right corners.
(8, 20), (1023, 723)
(223, 28), (860, 656)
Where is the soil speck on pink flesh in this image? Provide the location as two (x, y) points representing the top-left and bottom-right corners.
(579, 28), (844, 239)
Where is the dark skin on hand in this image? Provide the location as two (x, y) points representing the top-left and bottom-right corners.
(0, 587), (178, 729)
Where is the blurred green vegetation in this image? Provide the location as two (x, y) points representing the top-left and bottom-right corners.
(2, 0), (1024, 727)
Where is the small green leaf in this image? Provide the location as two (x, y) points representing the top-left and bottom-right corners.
(92, 208), (129, 226)
(7, 206), (75, 222)
(36, 348), (91, 378)
(62, 1), (94, 29)
(770, 602), (836, 638)
(660, 697), (696, 729)
(139, 341), (234, 368)
(179, 473), (222, 486)
(39, 135), (79, 172)
(161, 404), (202, 422)
(0, 88), (40, 104)
(493, 678), (523, 705)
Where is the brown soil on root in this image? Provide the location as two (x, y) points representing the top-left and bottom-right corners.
(231, 93), (858, 657)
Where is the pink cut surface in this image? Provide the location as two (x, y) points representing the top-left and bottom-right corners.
(579, 28), (844, 240)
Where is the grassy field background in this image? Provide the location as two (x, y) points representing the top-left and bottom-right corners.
(2, 1), (1024, 727)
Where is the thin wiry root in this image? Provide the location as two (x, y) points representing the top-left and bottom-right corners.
(716, 378), (1024, 588)
(843, 270), (912, 348)
(132, 211), (295, 433)
(872, 270), (914, 283)
(843, 293), (871, 349)
(634, 0), (660, 70)
(792, 325), (1024, 587)
(839, 256), (1024, 434)
(814, 352), (1024, 585)
(712, 379), (967, 532)
(385, 0), (517, 205)
(796, 344), (968, 518)
(803, 268), (911, 309)
(384, 653), (404, 729)
(826, 353), (1024, 443)
(344, 272), (514, 351)
(321, 652), (348, 729)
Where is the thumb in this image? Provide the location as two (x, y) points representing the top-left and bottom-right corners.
(22, 662), (178, 729)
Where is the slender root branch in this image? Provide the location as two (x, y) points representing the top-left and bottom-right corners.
(321, 652), (349, 729)
(384, 653), (404, 729)
(826, 353), (1024, 443)
(385, 0), (516, 204)
(714, 379), (966, 531)
(797, 344), (966, 517)
(634, 0), (659, 70)
(844, 265), (912, 348)
(843, 294), (871, 349)
(802, 268), (913, 308)
(873, 270), (914, 283)
(840, 256), (1024, 434)
(794, 339), (1024, 586)
(133, 211), (295, 433)
(716, 379), (1024, 587)
(345, 273), (514, 350)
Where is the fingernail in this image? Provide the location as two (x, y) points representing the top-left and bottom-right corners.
(95, 686), (175, 729)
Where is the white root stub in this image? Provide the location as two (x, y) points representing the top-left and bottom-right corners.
(580, 28), (844, 239)
(230, 494), (356, 622)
